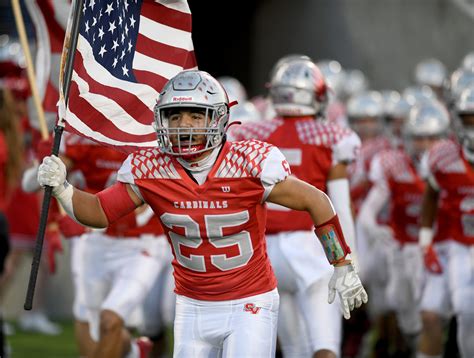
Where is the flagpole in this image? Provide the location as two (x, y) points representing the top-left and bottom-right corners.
(24, 0), (85, 311)
(11, 0), (49, 140)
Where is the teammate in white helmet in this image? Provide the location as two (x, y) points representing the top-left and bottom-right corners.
(359, 101), (450, 356)
(37, 70), (367, 358)
(414, 58), (447, 98)
(462, 52), (474, 71)
(448, 68), (474, 107)
(233, 57), (362, 358)
(417, 87), (474, 358)
(343, 69), (369, 101)
(383, 91), (411, 147)
(346, 90), (394, 356)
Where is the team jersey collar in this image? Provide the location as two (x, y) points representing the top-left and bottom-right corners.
(172, 142), (231, 189)
(177, 146), (221, 173)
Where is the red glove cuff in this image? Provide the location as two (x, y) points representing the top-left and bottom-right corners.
(314, 214), (351, 265)
(97, 182), (138, 224)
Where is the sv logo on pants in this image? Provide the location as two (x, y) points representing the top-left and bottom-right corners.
(244, 303), (261, 315)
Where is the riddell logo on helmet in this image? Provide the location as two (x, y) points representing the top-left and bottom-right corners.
(172, 96), (193, 102)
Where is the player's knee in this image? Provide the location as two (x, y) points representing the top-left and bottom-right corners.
(99, 310), (123, 336)
(421, 311), (443, 335)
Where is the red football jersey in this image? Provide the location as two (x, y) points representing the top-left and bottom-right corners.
(428, 139), (474, 245)
(62, 134), (163, 237)
(370, 149), (425, 244)
(349, 136), (392, 213)
(117, 140), (290, 301)
(232, 116), (360, 233)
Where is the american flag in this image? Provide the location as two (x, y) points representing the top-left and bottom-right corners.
(26, 0), (71, 131)
(60, 0), (197, 152)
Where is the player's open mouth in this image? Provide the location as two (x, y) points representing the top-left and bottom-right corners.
(179, 135), (202, 146)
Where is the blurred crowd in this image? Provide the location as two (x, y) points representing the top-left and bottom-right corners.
(1, 25), (474, 357)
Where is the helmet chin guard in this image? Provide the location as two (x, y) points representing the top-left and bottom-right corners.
(153, 70), (230, 157)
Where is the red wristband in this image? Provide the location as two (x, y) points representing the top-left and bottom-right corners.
(314, 214), (351, 265)
(97, 182), (138, 224)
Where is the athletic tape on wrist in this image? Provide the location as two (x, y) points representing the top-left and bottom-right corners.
(419, 227), (434, 249)
(97, 182), (138, 223)
(314, 214), (351, 265)
(55, 183), (77, 221)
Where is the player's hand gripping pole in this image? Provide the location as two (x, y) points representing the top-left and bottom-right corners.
(24, 0), (84, 311)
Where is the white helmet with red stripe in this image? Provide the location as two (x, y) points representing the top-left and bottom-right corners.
(269, 58), (328, 117)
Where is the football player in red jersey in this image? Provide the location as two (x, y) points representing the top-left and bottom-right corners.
(417, 87), (474, 358)
(37, 70), (367, 358)
(231, 57), (361, 358)
(358, 101), (450, 355)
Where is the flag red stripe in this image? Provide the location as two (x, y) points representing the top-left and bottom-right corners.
(184, 51), (197, 69)
(136, 33), (194, 68)
(37, 1), (65, 53)
(64, 123), (147, 153)
(133, 69), (168, 91)
(73, 51), (153, 125)
(43, 81), (59, 112)
(68, 81), (157, 143)
(141, 2), (192, 32)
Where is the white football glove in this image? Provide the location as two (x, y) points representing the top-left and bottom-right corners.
(328, 263), (368, 320)
(37, 155), (68, 196)
(22, 162), (40, 193)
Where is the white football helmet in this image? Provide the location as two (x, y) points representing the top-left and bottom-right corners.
(343, 69), (369, 100)
(414, 58), (447, 89)
(402, 85), (436, 106)
(383, 91), (411, 140)
(154, 70), (230, 157)
(462, 52), (474, 71)
(269, 58), (328, 117)
(449, 69), (474, 104)
(403, 101), (450, 158)
(454, 87), (474, 157)
(217, 76), (247, 104)
(317, 60), (346, 100)
(404, 101), (450, 138)
(229, 101), (262, 124)
(268, 54), (312, 84)
(347, 91), (384, 139)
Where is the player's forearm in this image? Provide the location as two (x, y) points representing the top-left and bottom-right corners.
(268, 176), (337, 224)
(268, 177), (351, 265)
(71, 188), (109, 228)
(420, 182), (439, 229)
(419, 182), (439, 249)
(328, 179), (358, 265)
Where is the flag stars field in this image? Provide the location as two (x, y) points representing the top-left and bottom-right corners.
(65, 0), (196, 149)
(105, 3), (113, 15)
